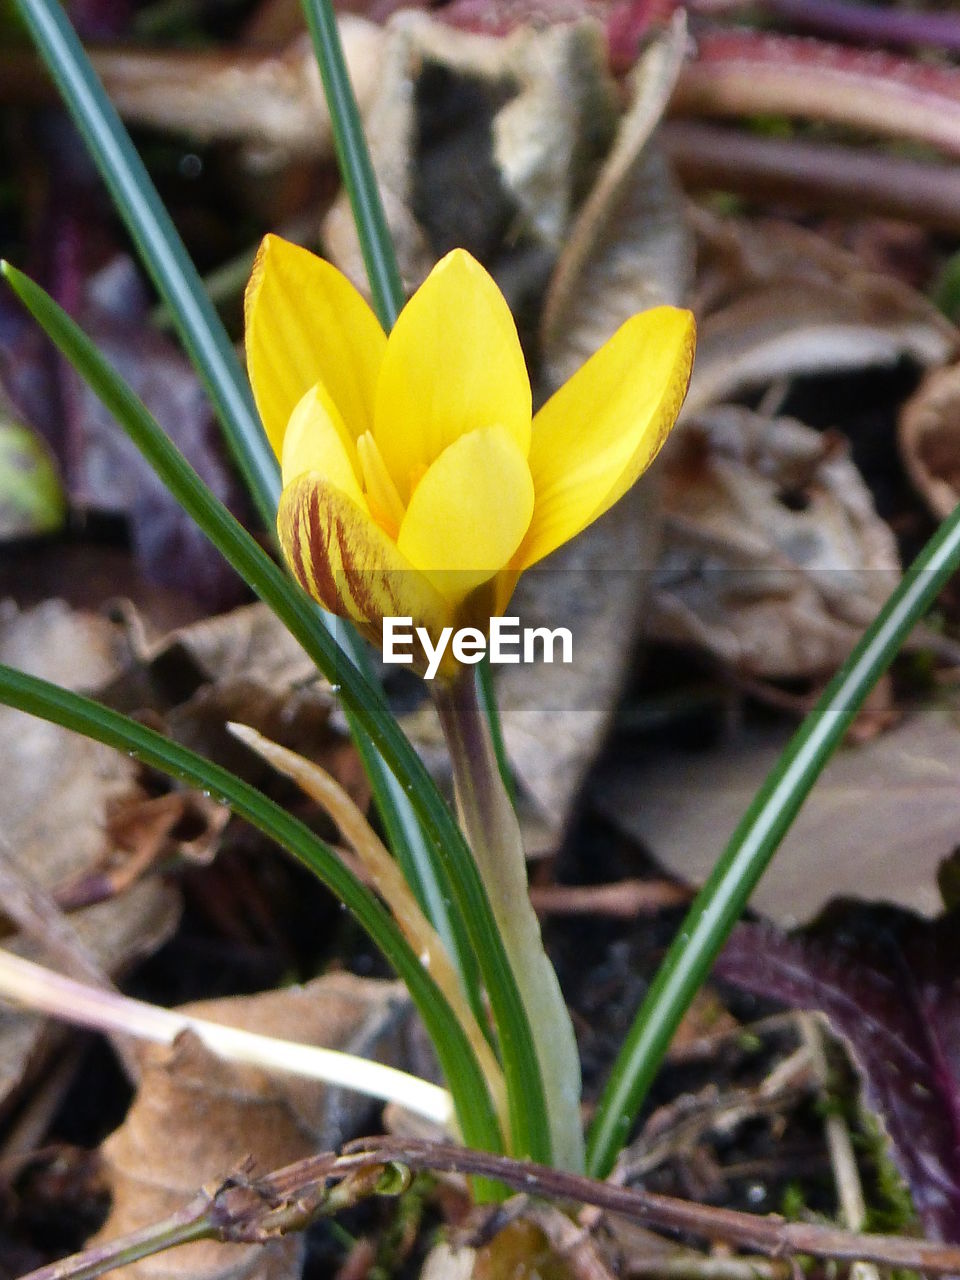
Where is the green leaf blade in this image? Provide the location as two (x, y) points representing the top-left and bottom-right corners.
(587, 513), (960, 1178)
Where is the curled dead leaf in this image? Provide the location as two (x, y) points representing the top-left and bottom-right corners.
(685, 212), (958, 417)
(106, 603), (349, 796)
(651, 406), (901, 679)
(500, 493), (662, 839)
(540, 13), (692, 381)
(493, 21), (691, 839)
(0, 601), (180, 1111)
(93, 975), (418, 1280)
(323, 13), (617, 297)
(78, 23), (385, 166)
(900, 362), (960, 521)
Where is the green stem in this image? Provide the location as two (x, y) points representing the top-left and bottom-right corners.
(331, 631), (484, 1023)
(477, 659), (516, 805)
(586, 499), (960, 1178)
(21, 1202), (213, 1280)
(435, 668), (583, 1171)
(0, 662), (504, 1165)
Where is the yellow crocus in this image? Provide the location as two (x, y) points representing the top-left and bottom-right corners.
(245, 235), (695, 671)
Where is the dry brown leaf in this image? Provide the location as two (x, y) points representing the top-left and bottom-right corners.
(498, 493), (661, 838)
(323, 13), (617, 295)
(592, 699), (960, 924)
(53, 791), (230, 911)
(900, 362), (960, 521)
(1, 600), (131, 876)
(122, 600), (320, 690)
(94, 974), (418, 1280)
(77, 23), (384, 166)
(649, 406), (901, 679)
(107, 603), (348, 793)
(540, 14), (692, 382)
(0, 601), (180, 1110)
(685, 212), (958, 418)
(493, 26), (693, 838)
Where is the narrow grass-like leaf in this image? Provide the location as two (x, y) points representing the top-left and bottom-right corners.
(13, 0), (478, 1010)
(587, 501), (960, 1178)
(1, 262), (551, 1164)
(12, 0), (278, 526)
(0, 661), (503, 1164)
(299, 0), (404, 330)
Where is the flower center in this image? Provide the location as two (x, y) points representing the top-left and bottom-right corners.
(357, 431), (406, 540)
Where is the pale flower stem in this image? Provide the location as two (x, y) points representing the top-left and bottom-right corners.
(434, 668), (585, 1173)
(0, 948), (452, 1125)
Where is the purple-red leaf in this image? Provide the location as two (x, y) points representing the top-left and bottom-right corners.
(717, 905), (960, 1241)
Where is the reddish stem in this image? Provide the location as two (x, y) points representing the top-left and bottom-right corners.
(672, 31), (960, 159)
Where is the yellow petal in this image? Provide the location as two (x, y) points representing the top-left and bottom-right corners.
(281, 383), (365, 509)
(356, 431), (406, 540)
(244, 235), (387, 458)
(518, 307), (695, 568)
(373, 250), (531, 503)
(278, 472), (452, 639)
(397, 426), (534, 605)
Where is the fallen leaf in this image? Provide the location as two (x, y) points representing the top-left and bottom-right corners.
(650, 405), (901, 679)
(717, 904), (960, 1241)
(54, 791), (230, 911)
(684, 212), (958, 419)
(900, 362), (960, 522)
(69, 255), (248, 610)
(496, 22), (692, 838)
(323, 12), (618, 306)
(540, 12), (692, 382)
(104, 604), (346, 794)
(499, 493), (662, 837)
(592, 700), (960, 924)
(1, 239), (249, 610)
(75, 25), (385, 164)
(0, 601), (180, 1110)
(126, 602), (320, 692)
(94, 974), (418, 1280)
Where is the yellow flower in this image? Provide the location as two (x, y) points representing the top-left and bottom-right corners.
(244, 235), (695, 671)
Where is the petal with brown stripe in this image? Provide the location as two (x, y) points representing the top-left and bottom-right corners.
(277, 473), (454, 646)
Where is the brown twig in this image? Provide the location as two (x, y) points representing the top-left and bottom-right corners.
(662, 122), (960, 233)
(19, 1192), (215, 1280)
(529, 880), (693, 919)
(25, 1135), (960, 1280)
(340, 1139), (960, 1272)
